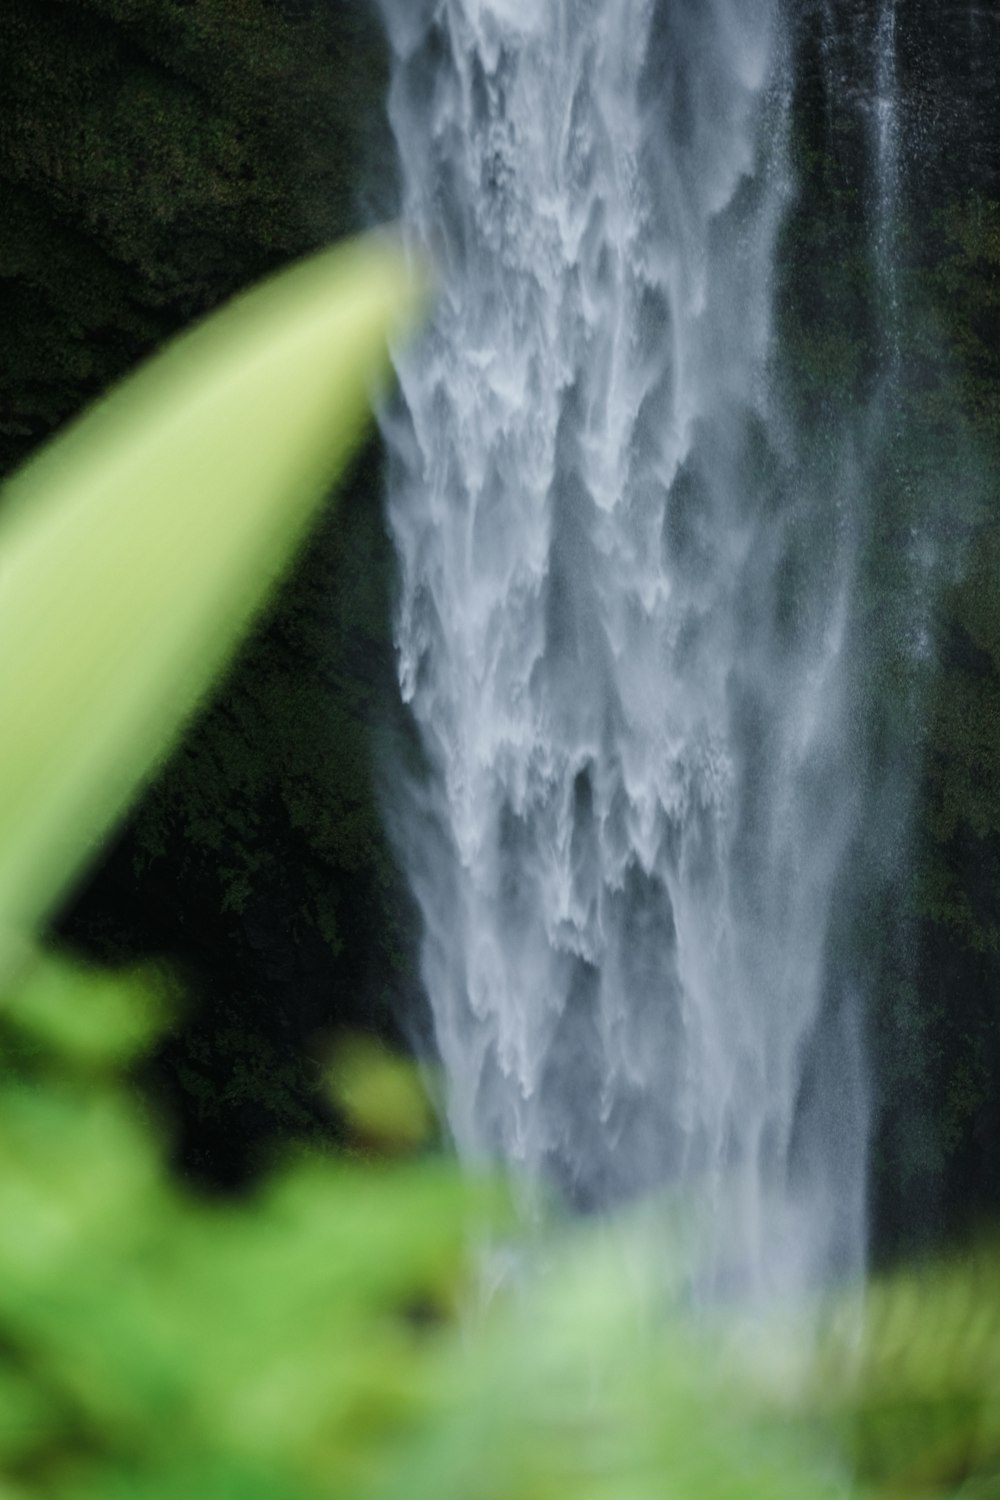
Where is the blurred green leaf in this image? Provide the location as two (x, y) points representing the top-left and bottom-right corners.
(0, 234), (420, 956)
(327, 1036), (436, 1152)
(792, 1250), (1000, 1495)
(0, 952), (512, 1496)
(1, 949), (170, 1067)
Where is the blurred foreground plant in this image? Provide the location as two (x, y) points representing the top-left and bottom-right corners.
(0, 946), (850, 1500)
(0, 233), (419, 955)
(0, 236), (996, 1498)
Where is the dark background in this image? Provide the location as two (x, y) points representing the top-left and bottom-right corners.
(1, 0), (998, 1258)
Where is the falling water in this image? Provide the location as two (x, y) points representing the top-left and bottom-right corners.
(378, 0), (879, 1294)
(872, 0), (901, 358)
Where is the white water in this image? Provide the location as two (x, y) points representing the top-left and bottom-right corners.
(379, 0), (871, 1295)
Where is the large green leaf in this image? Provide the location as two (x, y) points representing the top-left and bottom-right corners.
(804, 1252), (1000, 1494)
(0, 235), (418, 954)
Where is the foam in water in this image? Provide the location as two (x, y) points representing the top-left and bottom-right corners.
(378, 0), (870, 1295)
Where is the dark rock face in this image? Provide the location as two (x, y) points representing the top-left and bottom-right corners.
(755, 0), (1000, 1259)
(897, 0), (1000, 200)
(815, 0), (1000, 1257)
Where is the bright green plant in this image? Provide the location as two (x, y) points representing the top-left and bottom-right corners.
(0, 233), (421, 954)
(0, 236), (997, 1499)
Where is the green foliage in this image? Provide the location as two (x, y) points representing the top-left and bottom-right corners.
(0, 234), (418, 953)
(1, 958), (998, 1499)
(0, 953), (507, 1499)
(328, 1035), (437, 1153)
(809, 1254), (1000, 1494)
(0, 945), (868, 1500)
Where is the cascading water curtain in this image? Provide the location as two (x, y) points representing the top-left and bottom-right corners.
(379, 0), (872, 1296)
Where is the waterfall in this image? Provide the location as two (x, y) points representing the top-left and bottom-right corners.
(378, 0), (878, 1294)
(872, 0), (901, 367)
